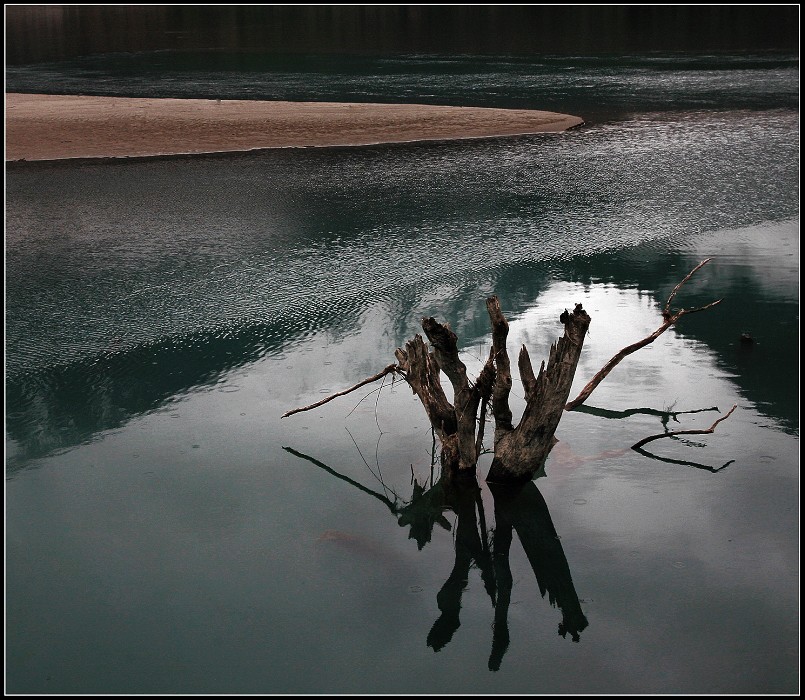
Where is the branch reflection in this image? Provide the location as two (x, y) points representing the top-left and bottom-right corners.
(283, 447), (588, 671)
(572, 404), (737, 472)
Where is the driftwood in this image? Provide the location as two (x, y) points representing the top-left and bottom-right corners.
(283, 260), (727, 482)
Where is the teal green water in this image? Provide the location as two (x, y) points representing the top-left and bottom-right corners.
(5, 54), (799, 693)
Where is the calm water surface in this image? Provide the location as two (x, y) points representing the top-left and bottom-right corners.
(5, 53), (799, 694)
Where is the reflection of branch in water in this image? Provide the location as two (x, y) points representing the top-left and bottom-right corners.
(633, 446), (736, 473)
(282, 446), (401, 515)
(628, 405), (738, 472)
(572, 404), (737, 469)
(632, 405), (738, 449)
(574, 403), (721, 431)
(283, 445), (453, 547)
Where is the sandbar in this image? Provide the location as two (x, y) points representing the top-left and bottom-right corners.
(5, 93), (583, 162)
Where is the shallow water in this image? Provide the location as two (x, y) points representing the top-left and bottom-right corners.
(5, 53), (799, 694)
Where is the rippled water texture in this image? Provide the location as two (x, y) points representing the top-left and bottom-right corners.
(6, 52), (799, 119)
(5, 53), (799, 694)
(5, 110), (798, 377)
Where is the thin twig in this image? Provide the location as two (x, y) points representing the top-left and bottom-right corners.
(631, 404), (737, 449)
(345, 383), (385, 418)
(345, 426), (403, 502)
(374, 431), (389, 500)
(663, 257), (713, 317)
(374, 373), (388, 433)
(282, 363), (400, 418)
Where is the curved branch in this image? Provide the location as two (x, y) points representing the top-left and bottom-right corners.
(633, 447), (736, 473)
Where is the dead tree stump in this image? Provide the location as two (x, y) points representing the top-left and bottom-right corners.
(393, 315), (496, 477)
(486, 300), (591, 484)
(283, 259), (726, 484)
(393, 297), (590, 484)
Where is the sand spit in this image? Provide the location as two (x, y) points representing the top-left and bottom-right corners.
(5, 93), (584, 162)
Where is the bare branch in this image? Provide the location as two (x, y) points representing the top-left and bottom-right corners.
(566, 259), (721, 411)
(678, 299), (723, 316)
(282, 363), (400, 418)
(631, 404), (737, 449)
(565, 317), (674, 410)
(663, 257), (713, 317)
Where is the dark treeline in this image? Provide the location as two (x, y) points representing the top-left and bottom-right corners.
(5, 5), (799, 64)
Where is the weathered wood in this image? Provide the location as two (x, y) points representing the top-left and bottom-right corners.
(487, 303), (591, 484)
(389, 317), (496, 475)
(395, 334), (456, 440)
(486, 297), (514, 443)
(283, 264), (724, 482)
(419, 317), (493, 473)
(284, 297), (590, 482)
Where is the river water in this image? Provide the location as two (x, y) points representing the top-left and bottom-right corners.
(5, 52), (799, 694)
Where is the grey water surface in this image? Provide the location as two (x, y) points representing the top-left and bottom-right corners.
(5, 53), (799, 694)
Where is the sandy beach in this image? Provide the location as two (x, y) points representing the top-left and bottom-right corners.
(5, 93), (583, 161)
